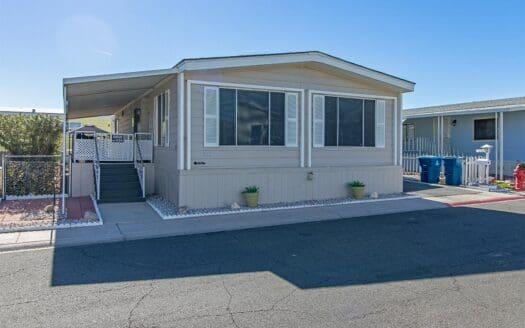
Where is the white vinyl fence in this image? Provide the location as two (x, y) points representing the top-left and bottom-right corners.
(403, 152), (485, 186)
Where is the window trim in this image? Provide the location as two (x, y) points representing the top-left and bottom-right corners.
(312, 94), (377, 148)
(154, 90), (170, 147)
(310, 90), (395, 151)
(207, 86), (300, 148)
(473, 117), (496, 141)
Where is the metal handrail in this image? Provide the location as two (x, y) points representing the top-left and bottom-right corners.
(93, 133), (101, 200)
(134, 134), (146, 198)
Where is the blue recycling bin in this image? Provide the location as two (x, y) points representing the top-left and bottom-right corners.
(418, 156), (442, 183)
(443, 156), (462, 186)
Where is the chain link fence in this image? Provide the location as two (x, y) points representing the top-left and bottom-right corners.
(2, 155), (67, 199)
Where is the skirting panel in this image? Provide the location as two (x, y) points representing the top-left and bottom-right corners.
(178, 166), (402, 208)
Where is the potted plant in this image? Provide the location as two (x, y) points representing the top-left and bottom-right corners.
(347, 181), (365, 199)
(242, 185), (260, 208)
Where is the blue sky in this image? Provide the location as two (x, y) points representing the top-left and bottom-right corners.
(0, 0), (524, 109)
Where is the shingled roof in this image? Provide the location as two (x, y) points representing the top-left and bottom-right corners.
(403, 96), (525, 118)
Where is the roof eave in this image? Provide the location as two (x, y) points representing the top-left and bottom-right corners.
(63, 68), (178, 86)
(176, 51), (415, 92)
(403, 104), (525, 119)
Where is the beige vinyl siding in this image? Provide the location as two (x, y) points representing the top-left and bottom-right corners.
(186, 63), (398, 97)
(190, 84), (302, 169)
(311, 99), (395, 167)
(186, 63), (399, 170)
(178, 165), (402, 208)
(149, 77), (179, 204)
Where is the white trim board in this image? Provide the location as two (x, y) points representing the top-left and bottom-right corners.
(178, 73), (185, 169)
(63, 68), (176, 85)
(403, 104), (525, 119)
(188, 80), (304, 93)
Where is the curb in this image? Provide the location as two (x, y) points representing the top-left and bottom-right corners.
(0, 240), (53, 253)
(448, 195), (525, 206)
(0, 197), (444, 253)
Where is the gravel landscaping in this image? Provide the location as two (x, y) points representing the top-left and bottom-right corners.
(0, 196), (101, 232)
(147, 193), (415, 219)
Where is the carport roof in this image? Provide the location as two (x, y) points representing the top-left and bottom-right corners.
(64, 51), (416, 119)
(64, 69), (175, 119)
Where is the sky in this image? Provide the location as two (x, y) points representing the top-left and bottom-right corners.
(0, 0), (524, 110)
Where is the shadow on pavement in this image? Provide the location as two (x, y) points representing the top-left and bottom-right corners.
(403, 179), (479, 197)
(51, 205), (525, 288)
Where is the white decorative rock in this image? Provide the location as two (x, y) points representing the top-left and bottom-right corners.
(230, 202), (241, 209)
(177, 206), (188, 214)
(83, 211), (98, 220)
(370, 192), (379, 199)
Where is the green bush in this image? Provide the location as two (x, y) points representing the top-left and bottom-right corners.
(347, 180), (365, 188)
(242, 185), (260, 193)
(0, 114), (62, 155)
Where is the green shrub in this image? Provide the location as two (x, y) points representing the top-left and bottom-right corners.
(347, 180), (365, 188)
(0, 114), (62, 155)
(242, 185), (260, 193)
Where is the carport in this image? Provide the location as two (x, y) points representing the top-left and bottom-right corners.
(61, 68), (176, 213)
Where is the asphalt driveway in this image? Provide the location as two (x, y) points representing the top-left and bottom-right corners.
(0, 200), (524, 327)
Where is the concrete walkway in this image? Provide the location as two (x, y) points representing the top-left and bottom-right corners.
(403, 180), (525, 206)
(0, 197), (447, 252)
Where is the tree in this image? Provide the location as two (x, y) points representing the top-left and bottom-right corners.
(0, 114), (63, 155)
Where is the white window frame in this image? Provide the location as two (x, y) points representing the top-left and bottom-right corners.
(154, 90), (170, 147)
(310, 91), (393, 149)
(205, 86), (300, 148)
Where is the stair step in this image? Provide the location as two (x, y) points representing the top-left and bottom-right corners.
(101, 168), (137, 174)
(100, 188), (142, 198)
(100, 163), (134, 167)
(98, 196), (145, 204)
(100, 181), (141, 192)
(101, 172), (138, 179)
(101, 175), (139, 183)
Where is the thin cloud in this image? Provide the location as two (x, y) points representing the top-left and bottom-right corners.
(93, 49), (113, 56)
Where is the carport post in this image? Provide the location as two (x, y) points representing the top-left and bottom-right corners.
(61, 85), (67, 215)
(499, 111), (504, 179)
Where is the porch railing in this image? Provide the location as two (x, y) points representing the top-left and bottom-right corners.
(93, 136), (101, 200)
(134, 137), (146, 198)
(72, 132), (152, 162)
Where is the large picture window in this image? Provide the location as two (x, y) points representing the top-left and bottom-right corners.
(154, 91), (169, 146)
(204, 87), (298, 147)
(474, 118), (495, 140)
(314, 95), (382, 147)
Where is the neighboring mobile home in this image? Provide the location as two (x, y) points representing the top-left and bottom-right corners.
(63, 51), (415, 208)
(403, 96), (525, 178)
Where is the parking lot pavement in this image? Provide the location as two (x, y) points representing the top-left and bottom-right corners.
(0, 199), (524, 327)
